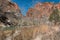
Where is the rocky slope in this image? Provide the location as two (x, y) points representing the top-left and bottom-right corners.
(0, 0), (22, 27)
(0, 0), (60, 40)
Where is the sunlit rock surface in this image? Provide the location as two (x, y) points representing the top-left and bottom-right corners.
(0, 0), (60, 40)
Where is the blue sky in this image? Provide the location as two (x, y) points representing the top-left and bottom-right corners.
(12, 0), (60, 16)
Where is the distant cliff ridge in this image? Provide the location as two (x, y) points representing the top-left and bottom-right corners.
(26, 2), (60, 18)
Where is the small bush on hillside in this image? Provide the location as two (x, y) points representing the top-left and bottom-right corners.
(49, 9), (60, 25)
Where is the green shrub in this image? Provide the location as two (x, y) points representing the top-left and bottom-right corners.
(3, 26), (16, 31)
(49, 9), (60, 24)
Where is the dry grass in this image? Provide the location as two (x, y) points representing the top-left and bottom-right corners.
(13, 24), (50, 40)
(0, 24), (60, 40)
